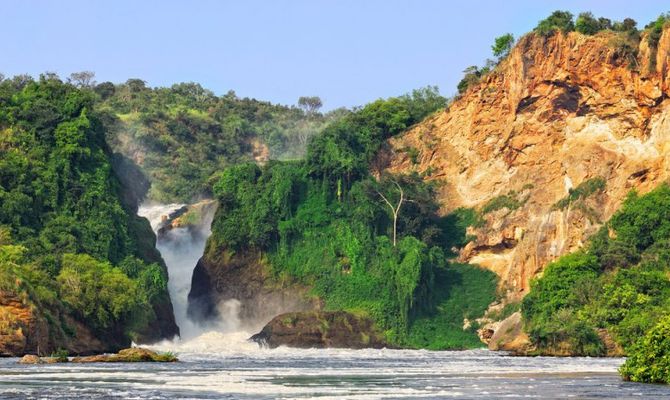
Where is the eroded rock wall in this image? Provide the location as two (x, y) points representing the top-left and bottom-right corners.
(384, 29), (670, 299)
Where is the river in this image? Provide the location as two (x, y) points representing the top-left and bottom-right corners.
(1, 342), (669, 399)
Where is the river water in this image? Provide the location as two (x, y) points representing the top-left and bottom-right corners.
(1, 337), (670, 399)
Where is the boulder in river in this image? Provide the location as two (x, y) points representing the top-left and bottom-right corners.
(250, 311), (388, 349)
(71, 347), (178, 363)
(18, 354), (42, 364)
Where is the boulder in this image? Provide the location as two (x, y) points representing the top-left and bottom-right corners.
(18, 354), (41, 364)
(250, 311), (388, 349)
(71, 347), (177, 363)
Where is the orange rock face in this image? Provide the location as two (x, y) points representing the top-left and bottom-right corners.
(384, 29), (670, 300)
(0, 288), (109, 357)
(0, 291), (49, 356)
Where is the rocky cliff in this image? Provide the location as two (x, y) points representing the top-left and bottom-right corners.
(384, 28), (670, 300)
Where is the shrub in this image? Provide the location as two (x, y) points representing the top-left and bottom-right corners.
(57, 254), (149, 333)
(535, 10), (575, 36)
(575, 12), (604, 35)
(481, 193), (523, 215)
(552, 176), (606, 210)
(524, 183), (670, 356)
(522, 252), (603, 354)
(492, 33), (514, 60)
(620, 315), (670, 383)
(645, 13), (670, 72)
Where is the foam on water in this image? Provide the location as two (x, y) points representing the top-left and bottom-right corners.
(4, 349), (669, 399)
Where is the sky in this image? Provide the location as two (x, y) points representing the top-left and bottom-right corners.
(1, 1), (665, 109)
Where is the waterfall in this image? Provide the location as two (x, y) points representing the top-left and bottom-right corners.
(138, 202), (217, 340)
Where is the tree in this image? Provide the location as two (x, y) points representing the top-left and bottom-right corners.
(126, 78), (147, 92)
(621, 18), (637, 31)
(457, 66), (482, 94)
(68, 71), (96, 88)
(94, 81), (116, 100)
(57, 253), (148, 331)
(536, 10), (575, 36)
(375, 179), (408, 247)
(492, 33), (514, 60)
(298, 96), (323, 114)
(575, 12), (603, 35)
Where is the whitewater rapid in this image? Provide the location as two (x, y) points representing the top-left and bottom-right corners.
(3, 349), (663, 399)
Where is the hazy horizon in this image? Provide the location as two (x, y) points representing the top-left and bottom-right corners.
(1, 0), (665, 109)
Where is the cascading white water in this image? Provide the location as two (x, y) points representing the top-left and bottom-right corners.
(138, 202), (220, 340)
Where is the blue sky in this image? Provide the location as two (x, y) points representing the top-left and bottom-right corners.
(1, 1), (665, 109)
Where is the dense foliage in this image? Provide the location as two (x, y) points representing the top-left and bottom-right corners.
(0, 75), (171, 345)
(99, 80), (342, 202)
(209, 90), (496, 348)
(522, 184), (670, 358)
(620, 315), (670, 384)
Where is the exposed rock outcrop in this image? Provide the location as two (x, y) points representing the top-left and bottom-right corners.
(187, 244), (316, 331)
(384, 29), (670, 302)
(0, 290), (113, 357)
(250, 311), (388, 349)
(481, 312), (531, 354)
(157, 199), (218, 239)
(0, 291), (49, 357)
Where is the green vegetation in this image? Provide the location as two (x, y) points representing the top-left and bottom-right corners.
(50, 348), (69, 362)
(57, 254), (150, 333)
(645, 13), (670, 71)
(575, 12), (606, 35)
(99, 81), (341, 202)
(406, 263), (497, 349)
(552, 176), (606, 210)
(536, 10), (575, 35)
(522, 184), (670, 359)
(457, 66), (488, 94)
(209, 89), (494, 349)
(458, 10), (665, 94)
(620, 315), (670, 384)
(0, 75), (172, 347)
(481, 189), (528, 215)
(492, 34), (515, 60)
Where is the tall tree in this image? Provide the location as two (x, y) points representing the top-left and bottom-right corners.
(298, 96), (323, 114)
(68, 71), (96, 88)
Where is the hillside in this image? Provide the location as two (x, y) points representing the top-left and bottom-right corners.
(98, 81), (340, 202)
(0, 76), (177, 355)
(185, 89), (503, 350)
(384, 26), (670, 300)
